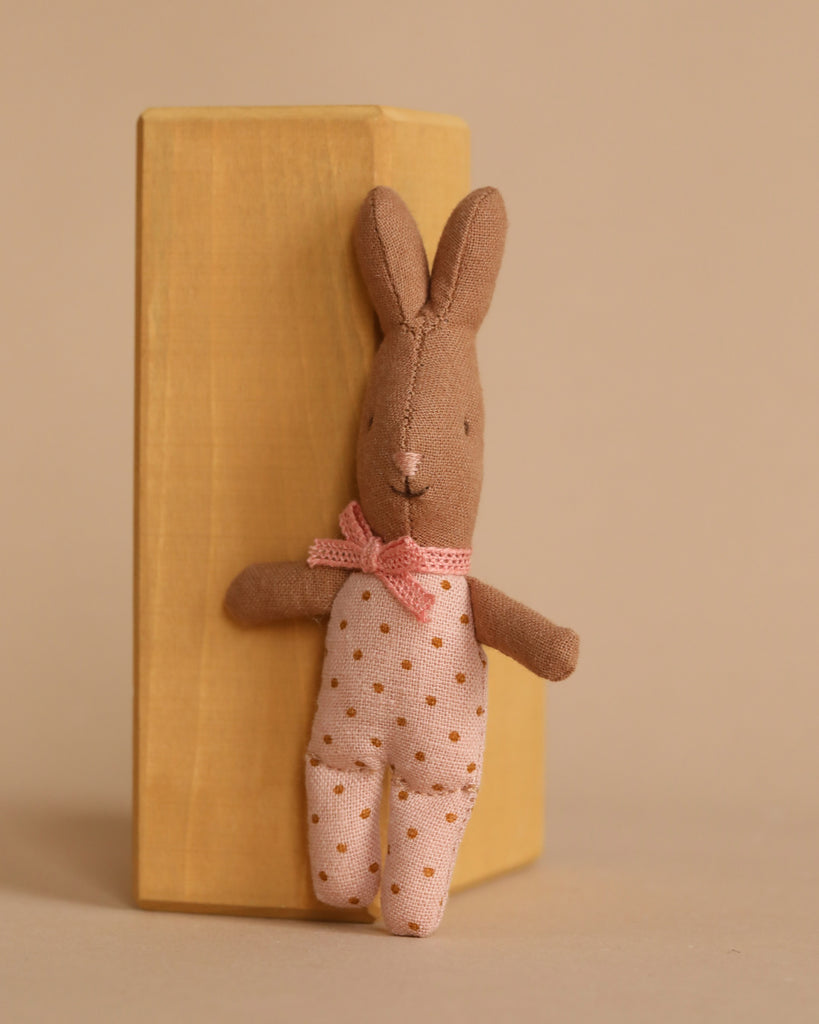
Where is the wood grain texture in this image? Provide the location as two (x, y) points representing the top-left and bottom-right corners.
(135, 106), (544, 921)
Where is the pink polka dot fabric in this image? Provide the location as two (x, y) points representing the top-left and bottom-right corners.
(305, 572), (488, 936)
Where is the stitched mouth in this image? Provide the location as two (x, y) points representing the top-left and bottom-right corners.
(390, 480), (430, 499)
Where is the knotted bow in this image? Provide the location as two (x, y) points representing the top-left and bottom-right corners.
(307, 501), (471, 622)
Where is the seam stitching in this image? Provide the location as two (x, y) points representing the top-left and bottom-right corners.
(370, 191), (407, 326)
(435, 188), (493, 323)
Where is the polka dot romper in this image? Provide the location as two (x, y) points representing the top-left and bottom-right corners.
(305, 572), (488, 937)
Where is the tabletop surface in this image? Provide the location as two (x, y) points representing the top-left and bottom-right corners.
(3, 789), (815, 1024)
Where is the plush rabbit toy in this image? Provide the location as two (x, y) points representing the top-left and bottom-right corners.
(225, 185), (579, 937)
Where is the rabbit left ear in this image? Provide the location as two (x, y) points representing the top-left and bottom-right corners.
(429, 187), (507, 330)
(354, 187), (430, 332)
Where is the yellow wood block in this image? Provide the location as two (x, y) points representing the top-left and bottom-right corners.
(135, 106), (545, 920)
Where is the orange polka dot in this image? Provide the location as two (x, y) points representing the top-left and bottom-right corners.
(335, 785), (345, 796)
(432, 784), (444, 792)
(425, 695), (437, 706)
(415, 751), (425, 761)
(371, 737), (382, 748)
(449, 731), (460, 742)
(373, 682), (384, 693)
(311, 814), (319, 824)
(407, 828), (418, 839)
(408, 922), (420, 931)
(380, 623), (390, 633)
(423, 867), (435, 877)
(390, 883), (400, 894)
(460, 614), (469, 624)
(445, 812), (457, 822)
(456, 672), (466, 684)
(318, 871), (328, 881)
(337, 843), (347, 853)
(398, 790), (408, 801)
(369, 862), (379, 873)
(362, 590), (371, 600)
(309, 757), (320, 766)
(360, 807), (371, 819)
(431, 637), (443, 648)
(323, 735), (332, 744)
(396, 717), (407, 727)
(346, 707), (356, 717)
(354, 760), (365, 767)
(467, 762), (477, 773)
(349, 897), (360, 905)
(441, 580), (451, 590)
(353, 649), (363, 660)
(401, 659), (412, 670)
(339, 620), (347, 630)
(330, 678), (339, 688)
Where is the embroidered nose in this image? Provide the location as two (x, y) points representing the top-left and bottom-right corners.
(393, 451), (421, 478)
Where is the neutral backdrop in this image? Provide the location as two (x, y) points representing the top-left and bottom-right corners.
(1, 2), (816, 1021)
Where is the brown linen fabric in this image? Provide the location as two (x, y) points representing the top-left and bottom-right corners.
(224, 562), (348, 625)
(468, 576), (579, 682)
(352, 187), (507, 549)
(428, 187), (508, 330)
(353, 186), (430, 331)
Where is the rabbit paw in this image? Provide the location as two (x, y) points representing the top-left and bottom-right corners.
(223, 564), (266, 625)
(546, 627), (580, 681)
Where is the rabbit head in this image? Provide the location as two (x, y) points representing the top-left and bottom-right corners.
(353, 186), (507, 548)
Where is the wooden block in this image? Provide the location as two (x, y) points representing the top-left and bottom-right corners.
(135, 106), (545, 920)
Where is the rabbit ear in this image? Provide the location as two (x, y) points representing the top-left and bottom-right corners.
(353, 187), (430, 331)
(429, 187), (507, 330)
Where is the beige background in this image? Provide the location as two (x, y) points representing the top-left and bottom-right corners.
(1, 1), (817, 1021)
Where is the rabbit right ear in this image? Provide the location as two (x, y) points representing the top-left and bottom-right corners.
(429, 187), (507, 330)
(353, 187), (430, 332)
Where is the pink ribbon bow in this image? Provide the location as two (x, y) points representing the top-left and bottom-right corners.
(307, 501), (471, 622)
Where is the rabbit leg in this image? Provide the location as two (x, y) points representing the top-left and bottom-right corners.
(380, 775), (477, 937)
(304, 757), (384, 909)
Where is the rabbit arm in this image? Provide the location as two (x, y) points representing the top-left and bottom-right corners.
(224, 561), (349, 626)
(467, 576), (579, 682)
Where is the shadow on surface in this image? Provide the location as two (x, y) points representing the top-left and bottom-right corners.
(0, 802), (131, 909)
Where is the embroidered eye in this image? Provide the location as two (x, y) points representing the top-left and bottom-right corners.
(367, 415), (374, 431)
(464, 419), (470, 435)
